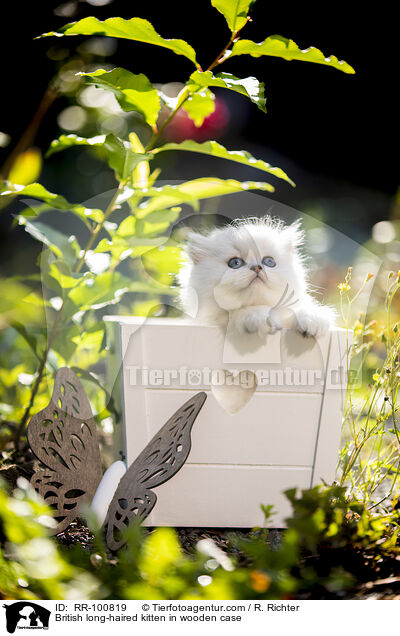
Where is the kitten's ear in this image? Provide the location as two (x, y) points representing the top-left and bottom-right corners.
(186, 232), (209, 264)
(282, 220), (305, 252)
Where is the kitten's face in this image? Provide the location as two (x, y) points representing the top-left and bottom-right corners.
(187, 221), (306, 311)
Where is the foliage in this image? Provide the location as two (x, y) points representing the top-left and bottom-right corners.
(339, 268), (400, 511)
(1, 479), (399, 600)
(1, 0), (379, 603)
(0, 0), (354, 448)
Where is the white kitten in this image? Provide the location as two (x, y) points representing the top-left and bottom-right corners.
(178, 217), (335, 337)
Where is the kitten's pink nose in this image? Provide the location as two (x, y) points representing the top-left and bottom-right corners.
(250, 264), (262, 273)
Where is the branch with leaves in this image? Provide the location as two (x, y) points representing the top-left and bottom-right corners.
(0, 0), (354, 444)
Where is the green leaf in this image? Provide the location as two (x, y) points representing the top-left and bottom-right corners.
(39, 16), (199, 67)
(47, 133), (152, 182)
(18, 217), (80, 266)
(139, 528), (182, 581)
(229, 35), (355, 74)
(182, 89), (215, 127)
(48, 260), (87, 290)
(142, 245), (182, 285)
(68, 271), (131, 311)
(103, 135), (150, 181)
(135, 208), (182, 237)
(11, 323), (41, 361)
(211, 0), (254, 32)
(137, 177), (275, 215)
(79, 68), (161, 128)
(46, 134), (107, 157)
(188, 70), (266, 112)
(0, 280), (43, 330)
(52, 324), (81, 363)
(153, 140), (294, 185)
(0, 181), (103, 227)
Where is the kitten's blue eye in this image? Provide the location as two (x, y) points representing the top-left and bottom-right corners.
(262, 256), (276, 268)
(228, 257), (245, 269)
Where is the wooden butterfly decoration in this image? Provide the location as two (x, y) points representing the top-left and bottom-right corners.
(28, 367), (206, 550)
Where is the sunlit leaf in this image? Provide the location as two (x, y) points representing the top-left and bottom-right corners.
(130, 133), (150, 187)
(18, 217), (80, 268)
(103, 135), (151, 181)
(182, 89), (215, 127)
(188, 70), (266, 112)
(153, 140), (294, 185)
(137, 177), (275, 215)
(46, 134), (107, 157)
(46, 133), (152, 182)
(142, 245), (182, 285)
(229, 35), (355, 74)
(48, 260), (87, 290)
(0, 182), (103, 228)
(39, 16), (199, 67)
(211, 0), (254, 32)
(67, 271), (131, 311)
(8, 148), (42, 185)
(0, 280), (42, 330)
(80, 68), (161, 128)
(135, 208), (182, 237)
(139, 528), (182, 582)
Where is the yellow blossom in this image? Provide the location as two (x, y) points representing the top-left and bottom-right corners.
(353, 320), (363, 335)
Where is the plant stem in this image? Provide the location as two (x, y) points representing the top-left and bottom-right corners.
(206, 19), (249, 71)
(145, 23), (248, 153)
(16, 183), (124, 444)
(0, 85), (58, 184)
(145, 95), (191, 152)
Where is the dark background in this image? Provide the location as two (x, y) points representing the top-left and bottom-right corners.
(0, 0), (398, 252)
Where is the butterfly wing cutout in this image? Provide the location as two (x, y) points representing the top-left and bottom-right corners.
(105, 391), (207, 551)
(27, 367), (103, 534)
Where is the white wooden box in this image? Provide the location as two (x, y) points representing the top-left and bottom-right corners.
(104, 317), (351, 527)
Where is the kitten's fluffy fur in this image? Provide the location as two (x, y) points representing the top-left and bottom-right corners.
(178, 217), (335, 337)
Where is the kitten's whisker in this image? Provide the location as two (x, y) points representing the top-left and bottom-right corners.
(282, 299), (299, 308)
(274, 284), (289, 309)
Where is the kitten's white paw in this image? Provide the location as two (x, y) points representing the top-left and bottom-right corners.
(242, 308), (282, 336)
(295, 306), (332, 338)
(262, 308), (283, 336)
(243, 313), (263, 334)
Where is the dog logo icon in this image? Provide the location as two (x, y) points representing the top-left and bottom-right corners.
(3, 602), (50, 633)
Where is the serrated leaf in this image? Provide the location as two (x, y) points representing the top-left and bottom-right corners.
(137, 177), (274, 215)
(182, 88), (215, 127)
(18, 217), (80, 266)
(1, 182), (75, 209)
(80, 68), (161, 128)
(211, 0), (254, 32)
(39, 16), (199, 67)
(188, 70), (266, 112)
(229, 35), (355, 74)
(46, 134), (107, 157)
(153, 140), (294, 185)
